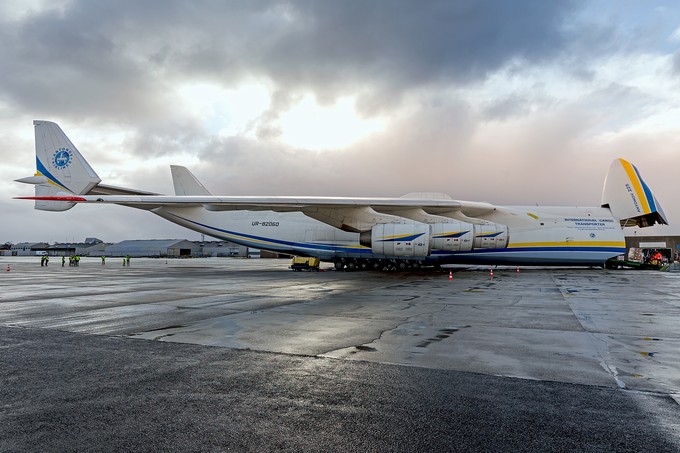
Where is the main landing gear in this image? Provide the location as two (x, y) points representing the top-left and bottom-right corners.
(332, 258), (424, 272)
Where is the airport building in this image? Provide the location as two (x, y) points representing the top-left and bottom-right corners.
(105, 239), (200, 258)
(6, 239), (108, 257)
(7, 242), (49, 256)
(195, 241), (248, 257)
(625, 234), (680, 261)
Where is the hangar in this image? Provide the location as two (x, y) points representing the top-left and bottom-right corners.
(105, 239), (199, 258)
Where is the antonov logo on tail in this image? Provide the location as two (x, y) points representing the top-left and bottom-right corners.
(52, 148), (72, 169)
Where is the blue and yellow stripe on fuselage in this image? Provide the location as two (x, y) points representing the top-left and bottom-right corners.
(430, 241), (625, 265)
(161, 212), (625, 265)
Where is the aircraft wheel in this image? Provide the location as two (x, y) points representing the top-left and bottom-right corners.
(334, 261), (344, 271)
(359, 260), (369, 271)
(397, 261), (408, 271)
(346, 260), (357, 271)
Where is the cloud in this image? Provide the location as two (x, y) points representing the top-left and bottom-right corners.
(0, 1), (581, 124)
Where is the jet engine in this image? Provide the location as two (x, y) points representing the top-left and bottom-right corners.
(472, 223), (508, 249)
(430, 222), (474, 252)
(359, 223), (430, 257)
(358, 221), (508, 258)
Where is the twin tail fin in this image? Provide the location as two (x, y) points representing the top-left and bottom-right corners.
(15, 120), (101, 211)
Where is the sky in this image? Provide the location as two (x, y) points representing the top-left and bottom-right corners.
(1, 0), (679, 244)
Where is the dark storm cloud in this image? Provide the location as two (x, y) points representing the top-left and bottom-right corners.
(259, 1), (578, 99)
(0, 2), (174, 124)
(0, 0), (580, 125)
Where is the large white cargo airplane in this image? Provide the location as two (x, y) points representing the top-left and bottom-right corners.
(16, 120), (667, 270)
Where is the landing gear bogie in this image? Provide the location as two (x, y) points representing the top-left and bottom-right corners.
(333, 258), (429, 272)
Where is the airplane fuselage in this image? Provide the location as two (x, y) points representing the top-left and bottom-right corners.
(154, 204), (625, 266)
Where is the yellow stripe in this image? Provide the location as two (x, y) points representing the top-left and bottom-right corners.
(48, 180), (69, 191)
(509, 241), (625, 248)
(527, 212), (539, 220)
(433, 232), (463, 237)
(619, 158), (650, 214)
(381, 233), (417, 240)
(36, 171), (71, 192)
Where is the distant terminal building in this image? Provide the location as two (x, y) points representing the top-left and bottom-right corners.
(105, 239), (200, 258)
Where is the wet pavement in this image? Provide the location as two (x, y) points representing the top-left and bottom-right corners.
(1, 257), (679, 451)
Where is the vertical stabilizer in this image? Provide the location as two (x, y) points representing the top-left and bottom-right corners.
(601, 158), (667, 227)
(18, 121), (101, 211)
(170, 165), (212, 195)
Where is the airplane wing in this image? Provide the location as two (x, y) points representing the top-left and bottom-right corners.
(16, 193), (497, 232)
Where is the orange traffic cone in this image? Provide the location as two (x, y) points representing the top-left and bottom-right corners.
(489, 268), (494, 277)
(6, 265), (9, 272)
(448, 270), (453, 281)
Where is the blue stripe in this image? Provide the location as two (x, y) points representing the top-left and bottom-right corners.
(632, 165), (656, 212)
(167, 213), (371, 254)
(476, 232), (503, 238)
(433, 231), (469, 238)
(36, 157), (70, 192)
(430, 246), (625, 255)
(378, 233), (424, 242)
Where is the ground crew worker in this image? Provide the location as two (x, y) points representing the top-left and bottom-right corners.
(62, 256), (65, 267)
(40, 255), (44, 267)
(101, 255), (106, 265)
(126, 255), (130, 266)
(123, 257), (126, 267)
(44, 256), (49, 267)
(75, 255), (80, 266)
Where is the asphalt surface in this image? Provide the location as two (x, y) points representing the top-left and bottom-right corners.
(2, 326), (679, 452)
(0, 257), (679, 451)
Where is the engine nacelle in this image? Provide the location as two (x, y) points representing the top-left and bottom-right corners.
(430, 222), (474, 252)
(359, 221), (508, 258)
(360, 223), (430, 257)
(472, 223), (508, 249)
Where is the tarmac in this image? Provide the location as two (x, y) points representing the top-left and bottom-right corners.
(1, 256), (679, 451)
